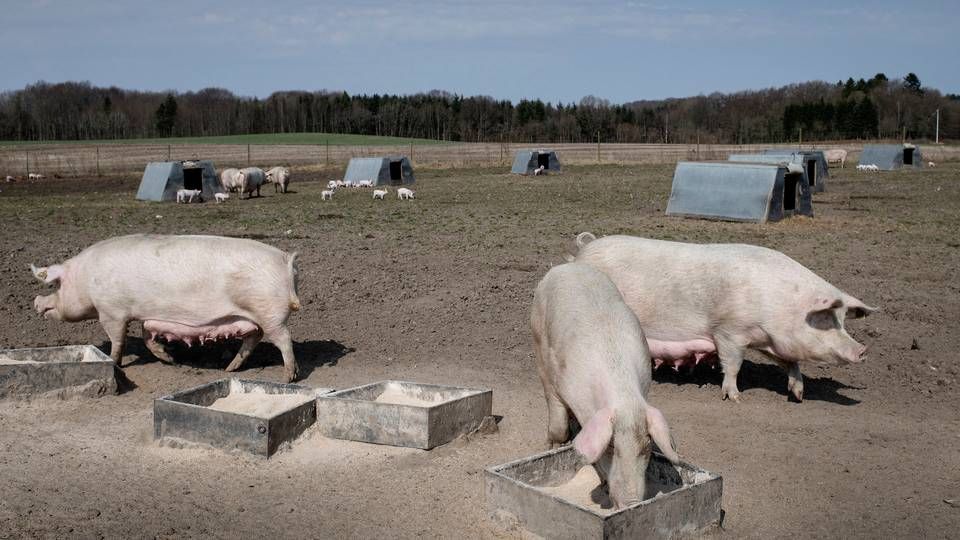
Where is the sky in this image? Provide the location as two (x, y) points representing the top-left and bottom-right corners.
(2, 0), (958, 104)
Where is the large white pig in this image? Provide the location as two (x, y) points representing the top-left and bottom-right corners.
(571, 233), (876, 402)
(238, 167), (265, 199)
(219, 168), (243, 192)
(265, 166), (291, 193)
(531, 262), (680, 510)
(31, 234), (302, 382)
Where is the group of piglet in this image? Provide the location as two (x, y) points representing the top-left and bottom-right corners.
(321, 179), (415, 202)
(531, 232), (875, 509)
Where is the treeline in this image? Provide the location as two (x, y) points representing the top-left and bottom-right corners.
(0, 73), (956, 144)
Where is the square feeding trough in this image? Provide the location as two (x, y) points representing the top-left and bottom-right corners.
(0, 345), (116, 399)
(315, 380), (493, 449)
(485, 446), (722, 539)
(154, 378), (330, 457)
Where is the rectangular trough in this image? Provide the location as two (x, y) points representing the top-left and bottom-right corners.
(0, 345), (116, 399)
(315, 380), (493, 449)
(485, 446), (722, 539)
(154, 378), (330, 457)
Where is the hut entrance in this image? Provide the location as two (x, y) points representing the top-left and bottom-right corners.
(389, 160), (402, 182)
(903, 148), (914, 165)
(784, 173), (800, 212)
(806, 159), (817, 187)
(537, 153), (550, 169)
(183, 168), (203, 191)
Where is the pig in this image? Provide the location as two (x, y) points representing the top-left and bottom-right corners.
(531, 262), (680, 510)
(31, 234), (302, 382)
(219, 168), (243, 192)
(397, 187), (415, 200)
(237, 167), (265, 199)
(265, 166), (291, 193)
(570, 233), (876, 402)
(214, 192), (229, 203)
(824, 148), (847, 168)
(176, 189), (202, 203)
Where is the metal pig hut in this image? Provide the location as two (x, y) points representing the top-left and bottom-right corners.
(666, 161), (813, 223)
(761, 149), (830, 190)
(136, 160), (222, 202)
(343, 157), (415, 186)
(858, 144), (923, 170)
(511, 150), (561, 175)
(728, 152), (826, 193)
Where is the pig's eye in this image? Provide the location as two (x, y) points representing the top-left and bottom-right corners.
(806, 309), (839, 331)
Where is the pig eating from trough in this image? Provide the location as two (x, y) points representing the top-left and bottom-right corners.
(31, 234), (303, 382)
(570, 233), (876, 402)
(531, 262), (680, 510)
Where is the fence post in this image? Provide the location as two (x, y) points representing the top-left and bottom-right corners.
(410, 141), (414, 163)
(596, 131), (601, 164)
(325, 140), (329, 165)
(96, 146), (101, 177)
(247, 144), (251, 166)
(167, 145), (171, 160)
(25, 150), (29, 177)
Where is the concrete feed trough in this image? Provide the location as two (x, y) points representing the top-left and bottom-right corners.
(154, 378), (329, 457)
(315, 381), (493, 449)
(485, 446), (722, 539)
(0, 345), (116, 399)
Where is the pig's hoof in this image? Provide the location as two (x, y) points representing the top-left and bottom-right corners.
(722, 389), (742, 402)
(788, 383), (804, 402)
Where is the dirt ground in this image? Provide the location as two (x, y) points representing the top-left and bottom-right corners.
(0, 163), (958, 539)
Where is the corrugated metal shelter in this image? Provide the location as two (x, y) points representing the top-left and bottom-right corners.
(761, 149), (829, 191)
(136, 160), (222, 202)
(511, 150), (561, 175)
(728, 152), (826, 193)
(858, 144), (923, 170)
(666, 161), (813, 223)
(343, 157), (415, 185)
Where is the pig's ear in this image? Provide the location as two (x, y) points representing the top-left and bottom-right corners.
(844, 296), (878, 319)
(572, 407), (614, 464)
(30, 264), (64, 284)
(646, 406), (681, 465)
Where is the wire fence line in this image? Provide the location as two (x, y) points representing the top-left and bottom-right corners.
(1, 141), (957, 177)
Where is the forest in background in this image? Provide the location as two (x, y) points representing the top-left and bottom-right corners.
(1, 73), (956, 144)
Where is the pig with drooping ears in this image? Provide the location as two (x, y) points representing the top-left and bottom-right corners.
(570, 233), (877, 402)
(531, 262), (680, 510)
(31, 234), (303, 381)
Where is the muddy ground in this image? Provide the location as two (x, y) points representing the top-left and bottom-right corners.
(0, 163), (958, 538)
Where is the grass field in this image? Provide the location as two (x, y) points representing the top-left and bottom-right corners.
(0, 132), (447, 147)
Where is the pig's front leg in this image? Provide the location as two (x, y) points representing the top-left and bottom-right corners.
(715, 336), (745, 402)
(786, 362), (804, 401)
(225, 329), (263, 373)
(100, 317), (129, 365)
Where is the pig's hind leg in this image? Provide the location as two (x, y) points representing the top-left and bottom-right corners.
(715, 335), (746, 402)
(264, 326), (298, 383)
(225, 328), (263, 373)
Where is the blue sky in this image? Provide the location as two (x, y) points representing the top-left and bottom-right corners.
(2, 0), (957, 103)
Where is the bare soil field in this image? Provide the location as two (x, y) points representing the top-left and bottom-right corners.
(0, 163), (958, 538)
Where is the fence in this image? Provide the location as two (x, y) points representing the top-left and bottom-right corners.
(1, 141), (957, 177)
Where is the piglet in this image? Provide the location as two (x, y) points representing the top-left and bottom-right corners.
(531, 262), (680, 510)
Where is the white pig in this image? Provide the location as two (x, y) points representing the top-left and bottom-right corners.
(571, 233), (876, 402)
(238, 167), (265, 199)
(219, 168), (243, 192)
(531, 262), (680, 510)
(265, 166), (291, 193)
(31, 234), (302, 382)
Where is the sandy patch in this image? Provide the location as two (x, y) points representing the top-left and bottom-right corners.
(208, 391), (312, 417)
(539, 466), (614, 515)
(374, 385), (444, 407)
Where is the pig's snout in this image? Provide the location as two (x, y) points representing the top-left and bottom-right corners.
(34, 295), (59, 319)
(846, 343), (868, 364)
